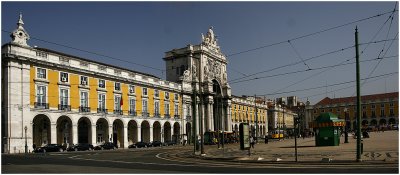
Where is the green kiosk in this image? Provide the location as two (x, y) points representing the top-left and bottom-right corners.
(309, 113), (345, 146)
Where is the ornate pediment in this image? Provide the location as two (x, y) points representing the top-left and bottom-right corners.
(201, 26), (221, 53)
(10, 13), (30, 47)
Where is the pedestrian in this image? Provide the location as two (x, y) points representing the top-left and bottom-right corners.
(183, 134), (187, 146)
(32, 143), (36, 151)
(250, 136), (255, 148)
(265, 135), (268, 144)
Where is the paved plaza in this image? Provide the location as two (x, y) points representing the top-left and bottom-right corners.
(201, 130), (399, 163)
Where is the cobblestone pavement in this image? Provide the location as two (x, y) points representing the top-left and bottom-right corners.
(201, 130), (399, 163)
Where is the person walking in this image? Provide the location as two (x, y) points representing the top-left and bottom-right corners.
(264, 135), (268, 144)
(250, 136), (255, 148)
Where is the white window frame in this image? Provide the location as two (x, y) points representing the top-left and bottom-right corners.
(98, 79), (106, 88)
(142, 87), (148, 96)
(36, 85), (47, 104)
(174, 93), (179, 101)
(98, 93), (106, 110)
(115, 82), (121, 91)
(165, 102), (170, 116)
(59, 88), (69, 106)
(129, 85), (135, 94)
(114, 95), (122, 111)
(36, 67), (47, 79)
(142, 99), (148, 113)
(80, 76), (88, 86)
(174, 103), (179, 116)
(80, 91), (89, 107)
(155, 89), (159, 98)
(154, 100), (160, 115)
(60, 72), (69, 83)
(165, 92), (169, 100)
(129, 97), (136, 113)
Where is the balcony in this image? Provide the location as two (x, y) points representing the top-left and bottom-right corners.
(79, 106), (91, 112)
(154, 113), (160, 118)
(97, 108), (108, 114)
(129, 110), (137, 116)
(34, 102), (49, 109)
(142, 112), (149, 117)
(186, 116), (192, 121)
(174, 115), (180, 119)
(58, 104), (71, 111)
(165, 114), (170, 118)
(114, 109), (123, 115)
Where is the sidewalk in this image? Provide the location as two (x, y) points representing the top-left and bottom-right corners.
(199, 130), (399, 163)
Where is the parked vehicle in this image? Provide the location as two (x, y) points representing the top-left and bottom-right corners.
(94, 142), (117, 150)
(34, 144), (65, 153)
(163, 140), (176, 146)
(148, 141), (163, 147)
(128, 141), (148, 148)
(67, 143), (94, 151)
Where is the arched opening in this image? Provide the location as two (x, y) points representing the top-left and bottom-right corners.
(57, 116), (73, 147)
(370, 119), (377, 126)
(213, 79), (223, 132)
(113, 119), (124, 148)
(141, 120), (150, 142)
(389, 118), (396, 125)
(173, 122), (180, 143)
(153, 121), (161, 141)
(164, 122), (171, 142)
(128, 120), (138, 144)
(186, 122), (192, 144)
(379, 119), (387, 126)
(96, 118), (109, 144)
(32, 114), (51, 146)
(362, 120), (368, 126)
(78, 117), (91, 144)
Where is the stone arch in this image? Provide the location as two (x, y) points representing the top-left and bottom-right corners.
(96, 118), (109, 144)
(113, 119), (124, 148)
(56, 115), (73, 146)
(153, 121), (161, 142)
(389, 118), (396, 125)
(379, 119), (387, 125)
(370, 119), (377, 126)
(128, 120), (138, 144)
(213, 79), (223, 132)
(78, 117), (92, 144)
(164, 122), (172, 142)
(32, 114), (51, 146)
(173, 122), (180, 143)
(141, 120), (150, 142)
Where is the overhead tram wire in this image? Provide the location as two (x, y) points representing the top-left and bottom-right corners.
(229, 55), (397, 84)
(228, 38), (397, 84)
(252, 72), (398, 97)
(226, 9), (397, 58)
(288, 40), (311, 70)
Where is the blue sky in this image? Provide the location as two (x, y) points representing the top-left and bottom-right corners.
(2, 1), (398, 104)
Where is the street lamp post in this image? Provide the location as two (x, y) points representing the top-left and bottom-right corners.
(282, 102), (286, 140)
(24, 126), (28, 154)
(344, 108), (349, 143)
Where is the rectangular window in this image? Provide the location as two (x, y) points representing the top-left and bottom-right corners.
(165, 103), (170, 116)
(36, 51), (47, 58)
(80, 91), (88, 107)
(143, 87), (148, 96)
(129, 98), (136, 112)
(99, 79), (105, 88)
(381, 109), (385, 117)
(142, 99), (148, 113)
(165, 92), (169, 99)
(371, 105), (375, 109)
(60, 72), (69, 82)
(174, 104), (179, 116)
(155, 101), (160, 115)
(175, 93), (179, 101)
(381, 103), (385, 108)
(372, 111), (376, 117)
(37, 68), (46, 79)
(115, 82), (121, 91)
(36, 86), (46, 104)
(390, 102), (394, 107)
(98, 94), (106, 110)
(129, 85), (135, 93)
(60, 88), (69, 105)
(390, 109), (394, 116)
(114, 96), (121, 111)
(80, 76), (88, 85)
(155, 90), (159, 97)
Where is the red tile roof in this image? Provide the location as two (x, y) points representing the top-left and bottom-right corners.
(315, 92), (398, 106)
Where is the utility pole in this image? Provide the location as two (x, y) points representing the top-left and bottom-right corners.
(254, 94), (258, 142)
(355, 26), (362, 162)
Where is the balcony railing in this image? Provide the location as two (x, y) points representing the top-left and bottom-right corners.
(186, 116), (192, 121)
(114, 109), (123, 115)
(154, 113), (160, 118)
(34, 102), (49, 109)
(165, 114), (170, 118)
(58, 104), (71, 111)
(79, 106), (91, 112)
(174, 115), (180, 119)
(97, 108), (108, 114)
(129, 110), (137, 116)
(142, 112), (149, 117)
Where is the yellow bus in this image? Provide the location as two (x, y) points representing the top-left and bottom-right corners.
(270, 130), (285, 139)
